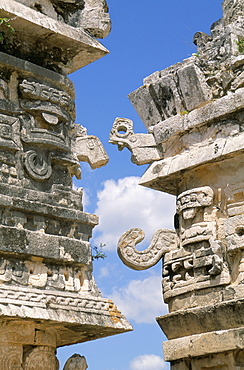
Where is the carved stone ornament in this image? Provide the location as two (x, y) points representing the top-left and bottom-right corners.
(24, 150), (52, 181)
(176, 186), (214, 219)
(118, 228), (177, 270)
(0, 345), (22, 370)
(110, 117), (162, 165)
(23, 346), (59, 370)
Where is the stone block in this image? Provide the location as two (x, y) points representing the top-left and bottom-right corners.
(177, 63), (212, 111)
(129, 85), (163, 129)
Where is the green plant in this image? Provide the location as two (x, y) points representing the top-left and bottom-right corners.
(180, 110), (189, 115)
(92, 243), (107, 261)
(0, 18), (15, 44)
(235, 39), (244, 54)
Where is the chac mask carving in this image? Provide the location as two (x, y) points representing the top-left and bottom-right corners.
(117, 186), (244, 303)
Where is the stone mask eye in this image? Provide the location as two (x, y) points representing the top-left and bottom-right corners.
(41, 112), (59, 125)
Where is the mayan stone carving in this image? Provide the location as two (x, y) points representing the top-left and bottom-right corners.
(112, 0), (244, 368)
(0, 0), (131, 368)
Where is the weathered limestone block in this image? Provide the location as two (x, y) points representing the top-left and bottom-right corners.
(128, 59), (213, 130)
(171, 351), (244, 370)
(163, 327), (244, 362)
(63, 354), (88, 370)
(128, 85), (163, 130)
(80, 0), (111, 38)
(223, 0), (244, 24)
(177, 63), (212, 111)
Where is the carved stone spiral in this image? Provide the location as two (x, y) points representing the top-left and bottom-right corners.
(0, 346), (22, 370)
(23, 346), (59, 370)
(24, 150), (52, 181)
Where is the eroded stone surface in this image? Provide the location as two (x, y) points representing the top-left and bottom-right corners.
(63, 354), (88, 370)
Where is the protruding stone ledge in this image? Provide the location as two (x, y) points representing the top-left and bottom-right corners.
(0, 193), (98, 225)
(139, 134), (244, 195)
(153, 87), (244, 145)
(163, 326), (244, 362)
(0, 285), (133, 347)
(0, 0), (109, 73)
(157, 298), (244, 340)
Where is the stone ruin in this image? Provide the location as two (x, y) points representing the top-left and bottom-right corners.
(0, 0), (132, 369)
(110, 0), (244, 368)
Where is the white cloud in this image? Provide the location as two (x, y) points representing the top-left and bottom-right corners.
(94, 176), (175, 250)
(109, 275), (168, 324)
(99, 266), (109, 278)
(82, 188), (90, 211)
(130, 354), (168, 370)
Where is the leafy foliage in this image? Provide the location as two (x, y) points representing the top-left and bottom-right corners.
(91, 243), (107, 261)
(236, 39), (244, 54)
(0, 18), (15, 44)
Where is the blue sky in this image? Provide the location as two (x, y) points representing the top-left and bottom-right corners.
(57, 1), (223, 369)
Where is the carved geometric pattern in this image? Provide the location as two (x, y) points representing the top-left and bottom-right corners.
(0, 286), (116, 314)
(0, 345), (22, 370)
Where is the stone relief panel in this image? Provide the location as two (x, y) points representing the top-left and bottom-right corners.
(0, 257), (88, 293)
(0, 70), (108, 193)
(164, 186), (230, 300)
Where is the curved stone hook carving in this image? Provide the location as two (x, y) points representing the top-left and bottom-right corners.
(118, 228), (177, 271)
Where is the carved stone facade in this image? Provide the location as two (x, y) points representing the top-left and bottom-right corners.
(112, 1), (244, 368)
(0, 0), (132, 369)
